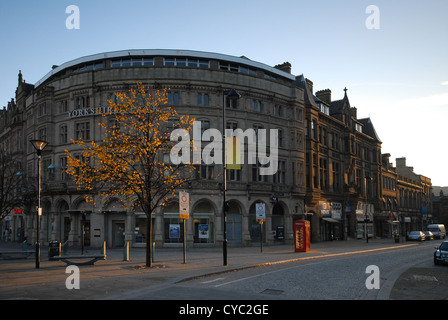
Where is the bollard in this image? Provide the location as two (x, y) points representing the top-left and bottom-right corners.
(123, 241), (130, 262)
(152, 242), (155, 262)
(101, 241), (107, 259)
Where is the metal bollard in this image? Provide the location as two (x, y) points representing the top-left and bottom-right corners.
(123, 241), (130, 262)
(101, 241), (107, 259)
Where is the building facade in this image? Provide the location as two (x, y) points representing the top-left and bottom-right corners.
(0, 50), (307, 248)
(0, 49), (432, 248)
(300, 78), (382, 241)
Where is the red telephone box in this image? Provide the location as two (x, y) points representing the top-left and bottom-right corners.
(294, 220), (310, 252)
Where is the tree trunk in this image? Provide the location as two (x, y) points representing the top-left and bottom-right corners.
(145, 211), (152, 267)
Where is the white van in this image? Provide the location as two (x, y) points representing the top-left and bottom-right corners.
(427, 224), (446, 239)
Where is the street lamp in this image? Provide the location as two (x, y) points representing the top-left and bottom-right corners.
(364, 175), (372, 244)
(222, 89), (240, 266)
(30, 139), (49, 269)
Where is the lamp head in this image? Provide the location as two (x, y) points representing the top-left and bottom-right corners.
(30, 140), (49, 155)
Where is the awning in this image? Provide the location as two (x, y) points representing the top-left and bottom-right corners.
(322, 218), (340, 223)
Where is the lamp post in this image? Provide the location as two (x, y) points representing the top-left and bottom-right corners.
(30, 139), (49, 269)
(364, 175), (372, 244)
(222, 89), (240, 266)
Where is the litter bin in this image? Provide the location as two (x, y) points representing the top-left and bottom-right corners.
(394, 234), (400, 243)
(48, 241), (60, 260)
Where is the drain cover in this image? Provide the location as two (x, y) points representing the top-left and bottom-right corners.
(261, 289), (284, 295)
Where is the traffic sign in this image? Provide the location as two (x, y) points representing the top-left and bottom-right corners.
(256, 203), (266, 222)
(179, 191), (190, 219)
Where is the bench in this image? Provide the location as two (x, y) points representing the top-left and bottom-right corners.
(0, 250), (35, 260)
(50, 254), (106, 266)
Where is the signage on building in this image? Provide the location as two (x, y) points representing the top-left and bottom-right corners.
(198, 224), (209, 239)
(169, 224), (180, 239)
(68, 106), (113, 119)
(319, 201), (342, 219)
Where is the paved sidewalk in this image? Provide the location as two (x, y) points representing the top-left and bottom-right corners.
(0, 239), (446, 300)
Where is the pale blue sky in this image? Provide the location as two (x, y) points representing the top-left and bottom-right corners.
(1, 0), (447, 185)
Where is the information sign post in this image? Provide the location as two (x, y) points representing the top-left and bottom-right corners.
(179, 191), (190, 264)
(256, 203), (266, 252)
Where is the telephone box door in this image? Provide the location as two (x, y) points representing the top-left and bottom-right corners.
(294, 220), (310, 252)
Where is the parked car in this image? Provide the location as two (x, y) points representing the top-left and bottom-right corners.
(424, 231), (434, 240)
(407, 231), (425, 241)
(427, 224), (446, 239)
(434, 241), (448, 265)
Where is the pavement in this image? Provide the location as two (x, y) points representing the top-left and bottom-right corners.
(0, 238), (447, 301)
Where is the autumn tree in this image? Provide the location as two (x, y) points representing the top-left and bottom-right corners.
(66, 83), (195, 267)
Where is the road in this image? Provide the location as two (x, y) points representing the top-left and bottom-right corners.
(109, 240), (438, 300)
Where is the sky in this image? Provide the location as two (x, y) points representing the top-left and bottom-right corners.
(0, 0), (447, 185)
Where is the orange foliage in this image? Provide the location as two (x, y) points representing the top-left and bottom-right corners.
(65, 83), (195, 215)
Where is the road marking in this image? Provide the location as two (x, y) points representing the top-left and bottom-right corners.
(201, 277), (225, 284)
(214, 243), (418, 288)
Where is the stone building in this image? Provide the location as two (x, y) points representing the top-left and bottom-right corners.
(300, 78), (382, 241)
(0, 49), (432, 248)
(0, 49), (307, 248)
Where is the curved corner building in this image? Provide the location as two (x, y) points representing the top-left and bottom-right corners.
(3, 49), (308, 248)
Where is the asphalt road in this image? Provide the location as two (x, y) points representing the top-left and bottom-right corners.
(105, 240), (446, 300)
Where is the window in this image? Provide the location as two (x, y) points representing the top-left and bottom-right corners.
(38, 103), (47, 117)
(200, 121), (210, 140)
(38, 127), (47, 142)
(226, 96), (238, 109)
(227, 168), (242, 181)
(252, 163), (269, 182)
(75, 122), (90, 140)
(252, 100), (261, 112)
(59, 157), (67, 181)
(168, 92), (180, 105)
(274, 105), (282, 117)
(163, 58), (209, 68)
(73, 62), (103, 72)
(226, 121), (238, 131)
(332, 162), (340, 192)
(111, 58), (154, 67)
(273, 160), (286, 184)
(278, 129), (283, 147)
(319, 103), (330, 115)
(60, 125), (68, 144)
(312, 120), (317, 140)
(196, 165), (215, 180)
(60, 100), (68, 113)
(197, 93), (209, 106)
(220, 62), (256, 75)
(319, 158), (328, 190)
(76, 96), (90, 109)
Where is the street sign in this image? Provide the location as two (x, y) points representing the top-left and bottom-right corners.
(256, 203), (266, 222)
(179, 191), (190, 219)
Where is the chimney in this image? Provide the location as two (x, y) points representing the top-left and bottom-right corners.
(274, 62), (291, 74)
(315, 89), (332, 105)
(305, 78), (313, 93)
(396, 157), (406, 168)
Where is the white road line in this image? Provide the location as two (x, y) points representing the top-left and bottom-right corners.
(201, 277), (226, 284)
